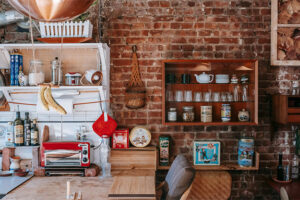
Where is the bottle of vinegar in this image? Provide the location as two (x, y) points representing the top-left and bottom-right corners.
(14, 111), (23, 146)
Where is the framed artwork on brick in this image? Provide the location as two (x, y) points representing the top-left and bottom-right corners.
(271, 0), (300, 66)
(193, 141), (220, 166)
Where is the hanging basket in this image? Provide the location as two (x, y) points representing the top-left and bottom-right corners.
(125, 45), (146, 109)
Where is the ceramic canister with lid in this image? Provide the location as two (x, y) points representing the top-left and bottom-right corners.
(65, 72), (82, 86)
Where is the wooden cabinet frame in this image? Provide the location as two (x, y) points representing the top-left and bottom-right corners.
(162, 59), (258, 126)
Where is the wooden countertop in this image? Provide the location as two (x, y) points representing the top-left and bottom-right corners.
(2, 170), (156, 200)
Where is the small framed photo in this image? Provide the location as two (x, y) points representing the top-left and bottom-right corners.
(193, 141), (220, 165)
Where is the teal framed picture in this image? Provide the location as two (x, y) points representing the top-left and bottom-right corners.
(193, 141), (220, 165)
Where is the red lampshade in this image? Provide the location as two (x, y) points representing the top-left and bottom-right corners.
(7, 0), (95, 22)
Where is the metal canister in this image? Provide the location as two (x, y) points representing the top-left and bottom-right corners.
(51, 57), (63, 85)
(238, 138), (254, 167)
(201, 106), (212, 122)
(221, 104), (231, 122)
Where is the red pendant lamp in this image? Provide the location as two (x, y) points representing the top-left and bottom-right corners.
(7, 0), (95, 22)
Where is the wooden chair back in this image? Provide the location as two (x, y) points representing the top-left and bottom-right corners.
(183, 171), (232, 200)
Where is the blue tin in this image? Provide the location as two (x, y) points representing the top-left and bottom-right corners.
(238, 138), (254, 167)
(10, 54), (15, 86)
(14, 54), (23, 86)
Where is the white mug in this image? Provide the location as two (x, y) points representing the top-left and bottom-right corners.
(80, 70), (102, 85)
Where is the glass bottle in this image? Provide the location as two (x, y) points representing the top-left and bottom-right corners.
(24, 112), (31, 146)
(182, 106), (195, 122)
(277, 153), (284, 181)
(99, 137), (111, 178)
(14, 111), (23, 146)
(167, 107), (177, 122)
(296, 130), (300, 156)
(30, 119), (39, 146)
(5, 122), (14, 147)
(28, 60), (45, 86)
(291, 155), (299, 179)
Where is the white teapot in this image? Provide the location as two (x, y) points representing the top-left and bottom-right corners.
(194, 72), (214, 83)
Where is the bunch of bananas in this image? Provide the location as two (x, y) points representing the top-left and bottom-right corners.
(39, 86), (67, 115)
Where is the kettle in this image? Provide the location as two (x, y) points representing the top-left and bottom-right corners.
(194, 72), (214, 83)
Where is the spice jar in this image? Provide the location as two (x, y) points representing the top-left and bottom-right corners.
(65, 72), (82, 86)
(168, 107), (177, 122)
(182, 106), (194, 122)
(29, 60), (45, 86)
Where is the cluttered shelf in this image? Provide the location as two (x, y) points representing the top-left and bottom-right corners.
(158, 152), (259, 171)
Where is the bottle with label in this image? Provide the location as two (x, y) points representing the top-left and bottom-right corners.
(291, 155), (299, 179)
(24, 112), (31, 146)
(30, 119), (39, 146)
(5, 122), (14, 147)
(14, 111), (23, 146)
(277, 153), (284, 181)
(296, 130), (300, 156)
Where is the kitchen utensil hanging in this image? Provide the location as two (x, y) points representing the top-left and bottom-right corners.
(125, 45), (146, 109)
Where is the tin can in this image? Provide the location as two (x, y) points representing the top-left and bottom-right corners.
(159, 136), (170, 166)
(238, 138), (254, 167)
(221, 104), (231, 122)
(14, 54), (23, 86)
(201, 106), (212, 122)
(10, 54), (15, 86)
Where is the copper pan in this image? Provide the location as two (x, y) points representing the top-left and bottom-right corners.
(7, 0), (95, 22)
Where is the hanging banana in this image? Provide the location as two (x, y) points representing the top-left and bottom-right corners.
(44, 86), (67, 115)
(39, 86), (49, 111)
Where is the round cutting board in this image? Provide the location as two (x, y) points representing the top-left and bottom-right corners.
(129, 126), (151, 147)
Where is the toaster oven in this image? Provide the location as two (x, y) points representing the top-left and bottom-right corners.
(41, 142), (90, 168)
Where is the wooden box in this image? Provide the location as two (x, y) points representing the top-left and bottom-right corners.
(272, 95), (300, 124)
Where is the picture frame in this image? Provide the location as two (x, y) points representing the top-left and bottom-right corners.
(193, 141), (220, 166)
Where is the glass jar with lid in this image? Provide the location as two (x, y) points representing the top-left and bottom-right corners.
(182, 106), (195, 122)
(168, 107), (177, 122)
(28, 60), (45, 86)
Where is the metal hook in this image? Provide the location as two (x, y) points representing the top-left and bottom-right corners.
(132, 45), (137, 53)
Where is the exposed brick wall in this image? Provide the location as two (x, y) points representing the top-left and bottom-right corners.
(1, 0), (299, 199)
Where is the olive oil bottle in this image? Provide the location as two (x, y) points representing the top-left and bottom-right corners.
(24, 112), (31, 146)
(14, 111), (23, 146)
(30, 119), (39, 146)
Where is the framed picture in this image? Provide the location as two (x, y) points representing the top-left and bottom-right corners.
(193, 141), (220, 165)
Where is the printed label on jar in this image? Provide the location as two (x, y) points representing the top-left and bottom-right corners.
(201, 106), (212, 122)
(221, 104), (231, 122)
(168, 111), (177, 122)
(14, 125), (24, 144)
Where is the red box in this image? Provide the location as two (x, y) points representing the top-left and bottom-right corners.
(112, 129), (129, 149)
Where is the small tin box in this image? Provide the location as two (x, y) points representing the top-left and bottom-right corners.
(112, 129), (129, 149)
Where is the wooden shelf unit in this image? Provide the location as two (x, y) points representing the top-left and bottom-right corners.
(158, 152), (259, 171)
(162, 59), (258, 126)
(272, 95), (300, 124)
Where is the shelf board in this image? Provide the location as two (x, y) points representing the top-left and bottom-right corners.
(166, 83), (254, 85)
(166, 101), (254, 103)
(158, 152), (259, 171)
(0, 43), (105, 49)
(158, 164), (258, 171)
(163, 121), (257, 126)
(0, 85), (104, 90)
(112, 146), (157, 151)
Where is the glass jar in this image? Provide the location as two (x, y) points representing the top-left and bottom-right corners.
(168, 107), (177, 122)
(29, 60), (45, 86)
(182, 106), (194, 122)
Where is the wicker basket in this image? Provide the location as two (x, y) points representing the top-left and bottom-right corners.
(125, 46), (146, 109)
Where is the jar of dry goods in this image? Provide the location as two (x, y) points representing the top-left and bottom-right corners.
(182, 106), (195, 122)
(168, 107), (177, 122)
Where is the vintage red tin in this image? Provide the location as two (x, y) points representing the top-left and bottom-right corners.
(112, 129), (129, 149)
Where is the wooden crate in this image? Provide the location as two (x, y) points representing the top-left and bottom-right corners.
(110, 146), (157, 170)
